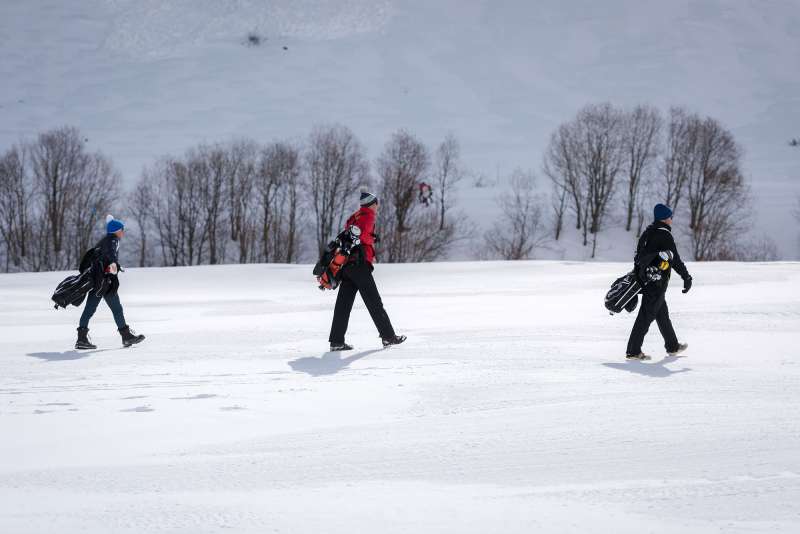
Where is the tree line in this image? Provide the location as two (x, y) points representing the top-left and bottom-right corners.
(0, 125), (466, 272)
(494, 103), (766, 261)
(0, 105), (778, 272)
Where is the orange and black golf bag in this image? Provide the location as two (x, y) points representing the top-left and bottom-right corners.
(313, 225), (362, 290)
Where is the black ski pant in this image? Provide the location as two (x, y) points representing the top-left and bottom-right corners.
(626, 285), (679, 355)
(329, 262), (396, 344)
(79, 291), (126, 330)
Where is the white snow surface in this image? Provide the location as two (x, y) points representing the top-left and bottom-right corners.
(1, 261), (799, 533)
(1, 1), (799, 258)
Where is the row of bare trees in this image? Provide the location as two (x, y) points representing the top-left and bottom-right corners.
(543, 103), (751, 260)
(0, 125), (466, 271)
(131, 139), (302, 267)
(0, 127), (120, 271)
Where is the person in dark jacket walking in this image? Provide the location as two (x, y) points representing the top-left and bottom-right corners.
(75, 215), (145, 350)
(626, 204), (692, 360)
(328, 191), (406, 351)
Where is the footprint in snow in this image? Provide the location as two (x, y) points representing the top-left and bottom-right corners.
(220, 405), (245, 411)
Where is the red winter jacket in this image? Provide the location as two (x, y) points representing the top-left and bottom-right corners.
(346, 207), (377, 265)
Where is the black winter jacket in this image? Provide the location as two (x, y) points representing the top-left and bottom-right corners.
(634, 221), (690, 287)
(97, 234), (120, 269)
(78, 234), (121, 297)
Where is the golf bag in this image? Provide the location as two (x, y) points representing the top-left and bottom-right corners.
(605, 272), (642, 314)
(604, 250), (674, 315)
(51, 270), (96, 309)
(51, 246), (111, 309)
(313, 225), (362, 290)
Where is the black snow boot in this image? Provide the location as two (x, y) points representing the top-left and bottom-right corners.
(625, 352), (652, 361)
(382, 334), (407, 347)
(668, 343), (688, 357)
(75, 327), (97, 350)
(330, 342), (354, 352)
(119, 325), (145, 347)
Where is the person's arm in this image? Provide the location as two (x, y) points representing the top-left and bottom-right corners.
(668, 236), (690, 281)
(356, 210), (376, 238)
(100, 237), (119, 271)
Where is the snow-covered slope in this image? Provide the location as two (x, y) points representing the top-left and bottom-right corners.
(1, 0), (799, 258)
(1, 261), (799, 532)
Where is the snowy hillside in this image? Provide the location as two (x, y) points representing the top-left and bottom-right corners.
(1, 0), (799, 258)
(1, 261), (799, 532)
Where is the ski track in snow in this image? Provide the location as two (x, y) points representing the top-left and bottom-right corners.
(1, 261), (799, 532)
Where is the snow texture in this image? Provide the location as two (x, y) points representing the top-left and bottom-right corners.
(1, 1), (798, 258)
(1, 261), (799, 532)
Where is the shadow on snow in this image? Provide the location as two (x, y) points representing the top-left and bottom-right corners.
(602, 355), (691, 377)
(27, 349), (114, 361)
(288, 349), (382, 376)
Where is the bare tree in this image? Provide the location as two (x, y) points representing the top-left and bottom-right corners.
(305, 125), (368, 255)
(622, 105), (662, 232)
(685, 117), (749, 260)
(484, 170), (548, 260)
(544, 103), (624, 254)
(433, 133), (463, 230)
(223, 141), (258, 263)
(257, 141), (302, 262)
(128, 175), (154, 267)
(543, 122), (582, 236)
(0, 145), (34, 271)
(660, 107), (699, 211)
(377, 130), (430, 262)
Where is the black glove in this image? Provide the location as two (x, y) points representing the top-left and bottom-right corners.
(682, 276), (692, 294)
(372, 233), (381, 244)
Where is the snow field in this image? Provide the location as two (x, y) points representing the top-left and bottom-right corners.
(1, 261), (799, 532)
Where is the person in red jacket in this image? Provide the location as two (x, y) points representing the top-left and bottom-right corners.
(328, 190), (406, 351)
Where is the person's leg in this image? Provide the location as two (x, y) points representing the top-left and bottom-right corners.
(348, 264), (396, 339)
(79, 293), (102, 329)
(655, 299), (679, 353)
(328, 272), (358, 344)
(626, 288), (660, 355)
(104, 292), (128, 330)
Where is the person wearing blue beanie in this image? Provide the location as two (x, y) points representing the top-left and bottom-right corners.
(653, 203), (673, 222)
(625, 204), (692, 360)
(106, 217), (124, 235)
(74, 214), (145, 350)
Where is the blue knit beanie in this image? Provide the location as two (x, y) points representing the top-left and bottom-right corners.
(653, 203), (673, 221)
(106, 214), (124, 234)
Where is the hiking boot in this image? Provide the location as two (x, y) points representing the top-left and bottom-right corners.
(382, 334), (407, 347)
(668, 343), (688, 357)
(75, 327), (96, 350)
(626, 352), (651, 361)
(119, 325), (145, 347)
(330, 342), (354, 352)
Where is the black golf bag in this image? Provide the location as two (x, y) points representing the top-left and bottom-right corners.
(313, 225), (362, 290)
(51, 246), (111, 309)
(604, 250), (674, 315)
(605, 272), (642, 314)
